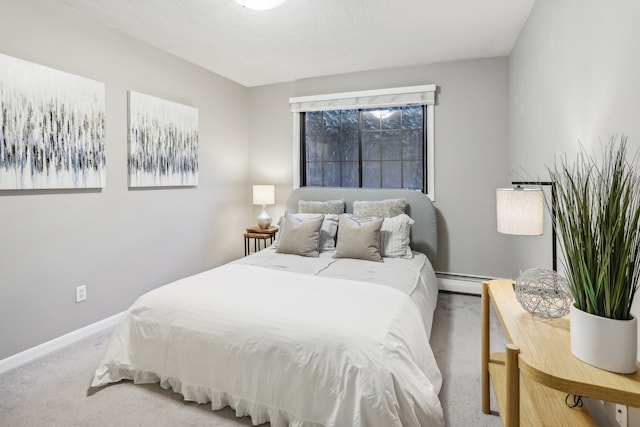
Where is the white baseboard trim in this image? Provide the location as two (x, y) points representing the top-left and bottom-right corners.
(0, 311), (123, 375)
(437, 273), (493, 295)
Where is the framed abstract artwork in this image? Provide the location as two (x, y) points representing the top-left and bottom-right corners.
(128, 91), (198, 187)
(0, 53), (106, 189)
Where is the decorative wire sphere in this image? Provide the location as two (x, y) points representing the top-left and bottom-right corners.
(514, 268), (573, 319)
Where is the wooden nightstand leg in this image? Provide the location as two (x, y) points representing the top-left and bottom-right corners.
(505, 343), (520, 427)
(481, 281), (491, 414)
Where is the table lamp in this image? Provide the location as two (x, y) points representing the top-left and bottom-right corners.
(253, 184), (275, 229)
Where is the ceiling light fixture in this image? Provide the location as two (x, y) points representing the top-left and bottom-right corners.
(234, 0), (287, 10)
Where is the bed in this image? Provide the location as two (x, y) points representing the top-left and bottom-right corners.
(91, 187), (444, 427)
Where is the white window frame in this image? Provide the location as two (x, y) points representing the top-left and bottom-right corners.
(289, 84), (436, 201)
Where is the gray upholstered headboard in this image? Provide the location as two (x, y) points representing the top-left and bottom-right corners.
(286, 187), (438, 262)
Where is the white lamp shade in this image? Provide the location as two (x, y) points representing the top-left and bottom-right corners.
(496, 188), (544, 236)
(253, 185), (275, 205)
(235, 0), (287, 10)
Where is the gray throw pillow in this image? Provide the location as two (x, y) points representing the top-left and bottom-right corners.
(273, 212), (338, 252)
(334, 215), (384, 262)
(352, 199), (407, 218)
(276, 213), (324, 257)
(298, 199), (345, 214)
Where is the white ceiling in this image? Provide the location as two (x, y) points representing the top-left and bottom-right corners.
(54, 0), (535, 87)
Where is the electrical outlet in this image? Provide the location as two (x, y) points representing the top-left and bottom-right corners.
(616, 404), (627, 427)
(75, 285), (87, 303)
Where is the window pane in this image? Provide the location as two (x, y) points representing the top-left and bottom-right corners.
(381, 130), (401, 160)
(326, 132), (340, 161)
(362, 132), (381, 160)
(341, 132), (358, 161)
(306, 161), (323, 186)
(403, 160), (423, 189)
(306, 111), (323, 133)
(323, 111), (340, 133)
(324, 162), (340, 187)
(382, 108), (401, 130)
(362, 110), (381, 130)
(341, 161), (359, 187)
(306, 134), (324, 161)
(341, 111), (358, 132)
(402, 129), (423, 160)
(362, 161), (381, 188)
(401, 106), (423, 129)
(382, 161), (402, 188)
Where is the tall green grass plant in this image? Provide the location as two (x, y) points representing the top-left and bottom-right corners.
(547, 136), (640, 320)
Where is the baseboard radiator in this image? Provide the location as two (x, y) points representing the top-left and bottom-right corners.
(436, 272), (496, 295)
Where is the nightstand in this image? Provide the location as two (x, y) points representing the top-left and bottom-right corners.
(244, 226), (278, 256)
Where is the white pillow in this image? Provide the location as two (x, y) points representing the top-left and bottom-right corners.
(318, 214), (339, 251)
(380, 214), (415, 259)
(273, 213), (339, 252)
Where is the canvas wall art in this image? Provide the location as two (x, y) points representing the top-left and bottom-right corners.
(0, 53), (106, 190)
(128, 91), (198, 187)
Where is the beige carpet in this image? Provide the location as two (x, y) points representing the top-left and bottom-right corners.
(0, 292), (505, 426)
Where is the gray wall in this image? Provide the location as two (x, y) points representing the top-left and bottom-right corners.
(510, 0), (640, 424)
(248, 57), (513, 278)
(0, 0), (251, 360)
(510, 0), (640, 277)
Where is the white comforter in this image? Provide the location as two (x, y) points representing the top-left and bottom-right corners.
(234, 249), (439, 337)
(92, 264), (444, 427)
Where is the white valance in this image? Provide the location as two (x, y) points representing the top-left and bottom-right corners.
(289, 84), (436, 112)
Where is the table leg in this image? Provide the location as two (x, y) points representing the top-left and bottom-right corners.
(481, 281), (491, 414)
(505, 344), (520, 427)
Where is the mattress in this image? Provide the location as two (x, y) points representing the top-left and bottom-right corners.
(92, 255), (444, 427)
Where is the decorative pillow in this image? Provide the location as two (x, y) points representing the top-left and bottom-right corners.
(318, 214), (339, 251)
(273, 213), (338, 252)
(276, 213), (324, 257)
(380, 214), (415, 259)
(353, 198), (407, 218)
(298, 199), (345, 215)
(334, 215), (384, 262)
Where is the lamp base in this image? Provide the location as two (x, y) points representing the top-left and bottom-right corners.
(257, 205), (272, 229)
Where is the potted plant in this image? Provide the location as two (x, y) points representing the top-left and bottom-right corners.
(547, 136), (640, 373)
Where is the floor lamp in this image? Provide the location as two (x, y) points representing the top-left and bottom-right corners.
(496, 181), (557, 271)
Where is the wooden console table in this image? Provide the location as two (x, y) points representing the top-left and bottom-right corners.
(482, 279), (640, 426)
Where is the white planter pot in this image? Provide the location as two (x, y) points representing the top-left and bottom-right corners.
(570, 304), (638, 374)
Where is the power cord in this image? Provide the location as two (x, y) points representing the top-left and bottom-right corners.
(565, 394), (584, 409)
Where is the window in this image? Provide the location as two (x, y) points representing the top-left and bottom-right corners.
(290, 85), (436, 200)
(302, 106), (425, 190)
